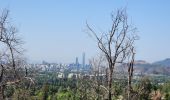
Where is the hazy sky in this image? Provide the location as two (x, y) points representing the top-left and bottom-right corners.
(0, 0), (170, 63)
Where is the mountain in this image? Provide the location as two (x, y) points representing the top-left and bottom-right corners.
(133, 59), (170, 75)
(134, 60), (150, 65)
(115, 58), (170, 75)
(153, 58), (170, 67)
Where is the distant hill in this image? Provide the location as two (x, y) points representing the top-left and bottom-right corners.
(153, 58), (170, 67)
(115, 58), (170, 75)
(133, 59), (170, 75)
(134, 60), (150, 65)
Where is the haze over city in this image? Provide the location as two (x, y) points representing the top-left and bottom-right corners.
(0, 0), (170, 63)
(2, 0), (170, 100)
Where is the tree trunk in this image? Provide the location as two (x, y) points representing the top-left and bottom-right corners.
(0, 85), (5, 99)
(0, 87), (3, 100)
(128, 74), (132, 100)
(128, 50), (135, 100)
(0, 65), (5, 99)
(108, 69), (113, 100)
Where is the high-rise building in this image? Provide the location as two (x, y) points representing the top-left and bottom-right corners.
(76, 57), (79, 65)
(82, 52), (85, 69)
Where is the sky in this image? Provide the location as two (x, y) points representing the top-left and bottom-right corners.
(0, 0), (170, 63)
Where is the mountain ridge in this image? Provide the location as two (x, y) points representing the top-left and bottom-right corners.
(133, 58), (170, 75)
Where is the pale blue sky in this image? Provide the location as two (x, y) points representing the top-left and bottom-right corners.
(0, 0), (170, 63)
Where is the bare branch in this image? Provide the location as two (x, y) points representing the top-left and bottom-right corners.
(87, 9), (138, 100)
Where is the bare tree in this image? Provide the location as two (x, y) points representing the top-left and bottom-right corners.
(87, 9), (138, 100)
(127, 47), (135, 100)
(89, 54), (108, 99)
(0, 9), (28, 99)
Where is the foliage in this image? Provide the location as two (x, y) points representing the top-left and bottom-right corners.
(4, 85), (15, 98)
(12, 89), (31, 100)
(3, 70), (170, 100)
(135, 77), (152, 100)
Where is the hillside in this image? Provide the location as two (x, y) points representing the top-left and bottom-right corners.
(153, 58), (170, 66)
(134, 59), (170, 75)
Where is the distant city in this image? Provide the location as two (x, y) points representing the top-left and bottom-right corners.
(27, 52), (92, 78)
(27, 51), (170, 81)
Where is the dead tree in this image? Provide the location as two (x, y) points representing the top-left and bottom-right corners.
(89, 55), (108, 99)
(0, 9), (26, 99)
(127, 47), (135, 100)
(87, 9), (138, 100)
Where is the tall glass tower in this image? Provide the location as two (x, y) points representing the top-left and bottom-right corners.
(76, 57), (79, 65)
(82, 52), (85, 69)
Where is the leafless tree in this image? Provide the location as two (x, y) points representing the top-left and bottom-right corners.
(89, 54), (108, 99)
(127, 47), (135, 100)
(0, 9), (30, 99)
(86, 9), (138, 100)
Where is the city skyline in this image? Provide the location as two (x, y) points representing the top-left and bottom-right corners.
(0, 0), (170, 63)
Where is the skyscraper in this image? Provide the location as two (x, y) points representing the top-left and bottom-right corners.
(76, 57), (79, 65)
(82, 52), (85, 69)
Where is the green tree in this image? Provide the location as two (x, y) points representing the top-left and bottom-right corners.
(137, 77), (152, 100)
(41, 83), (49, 100)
